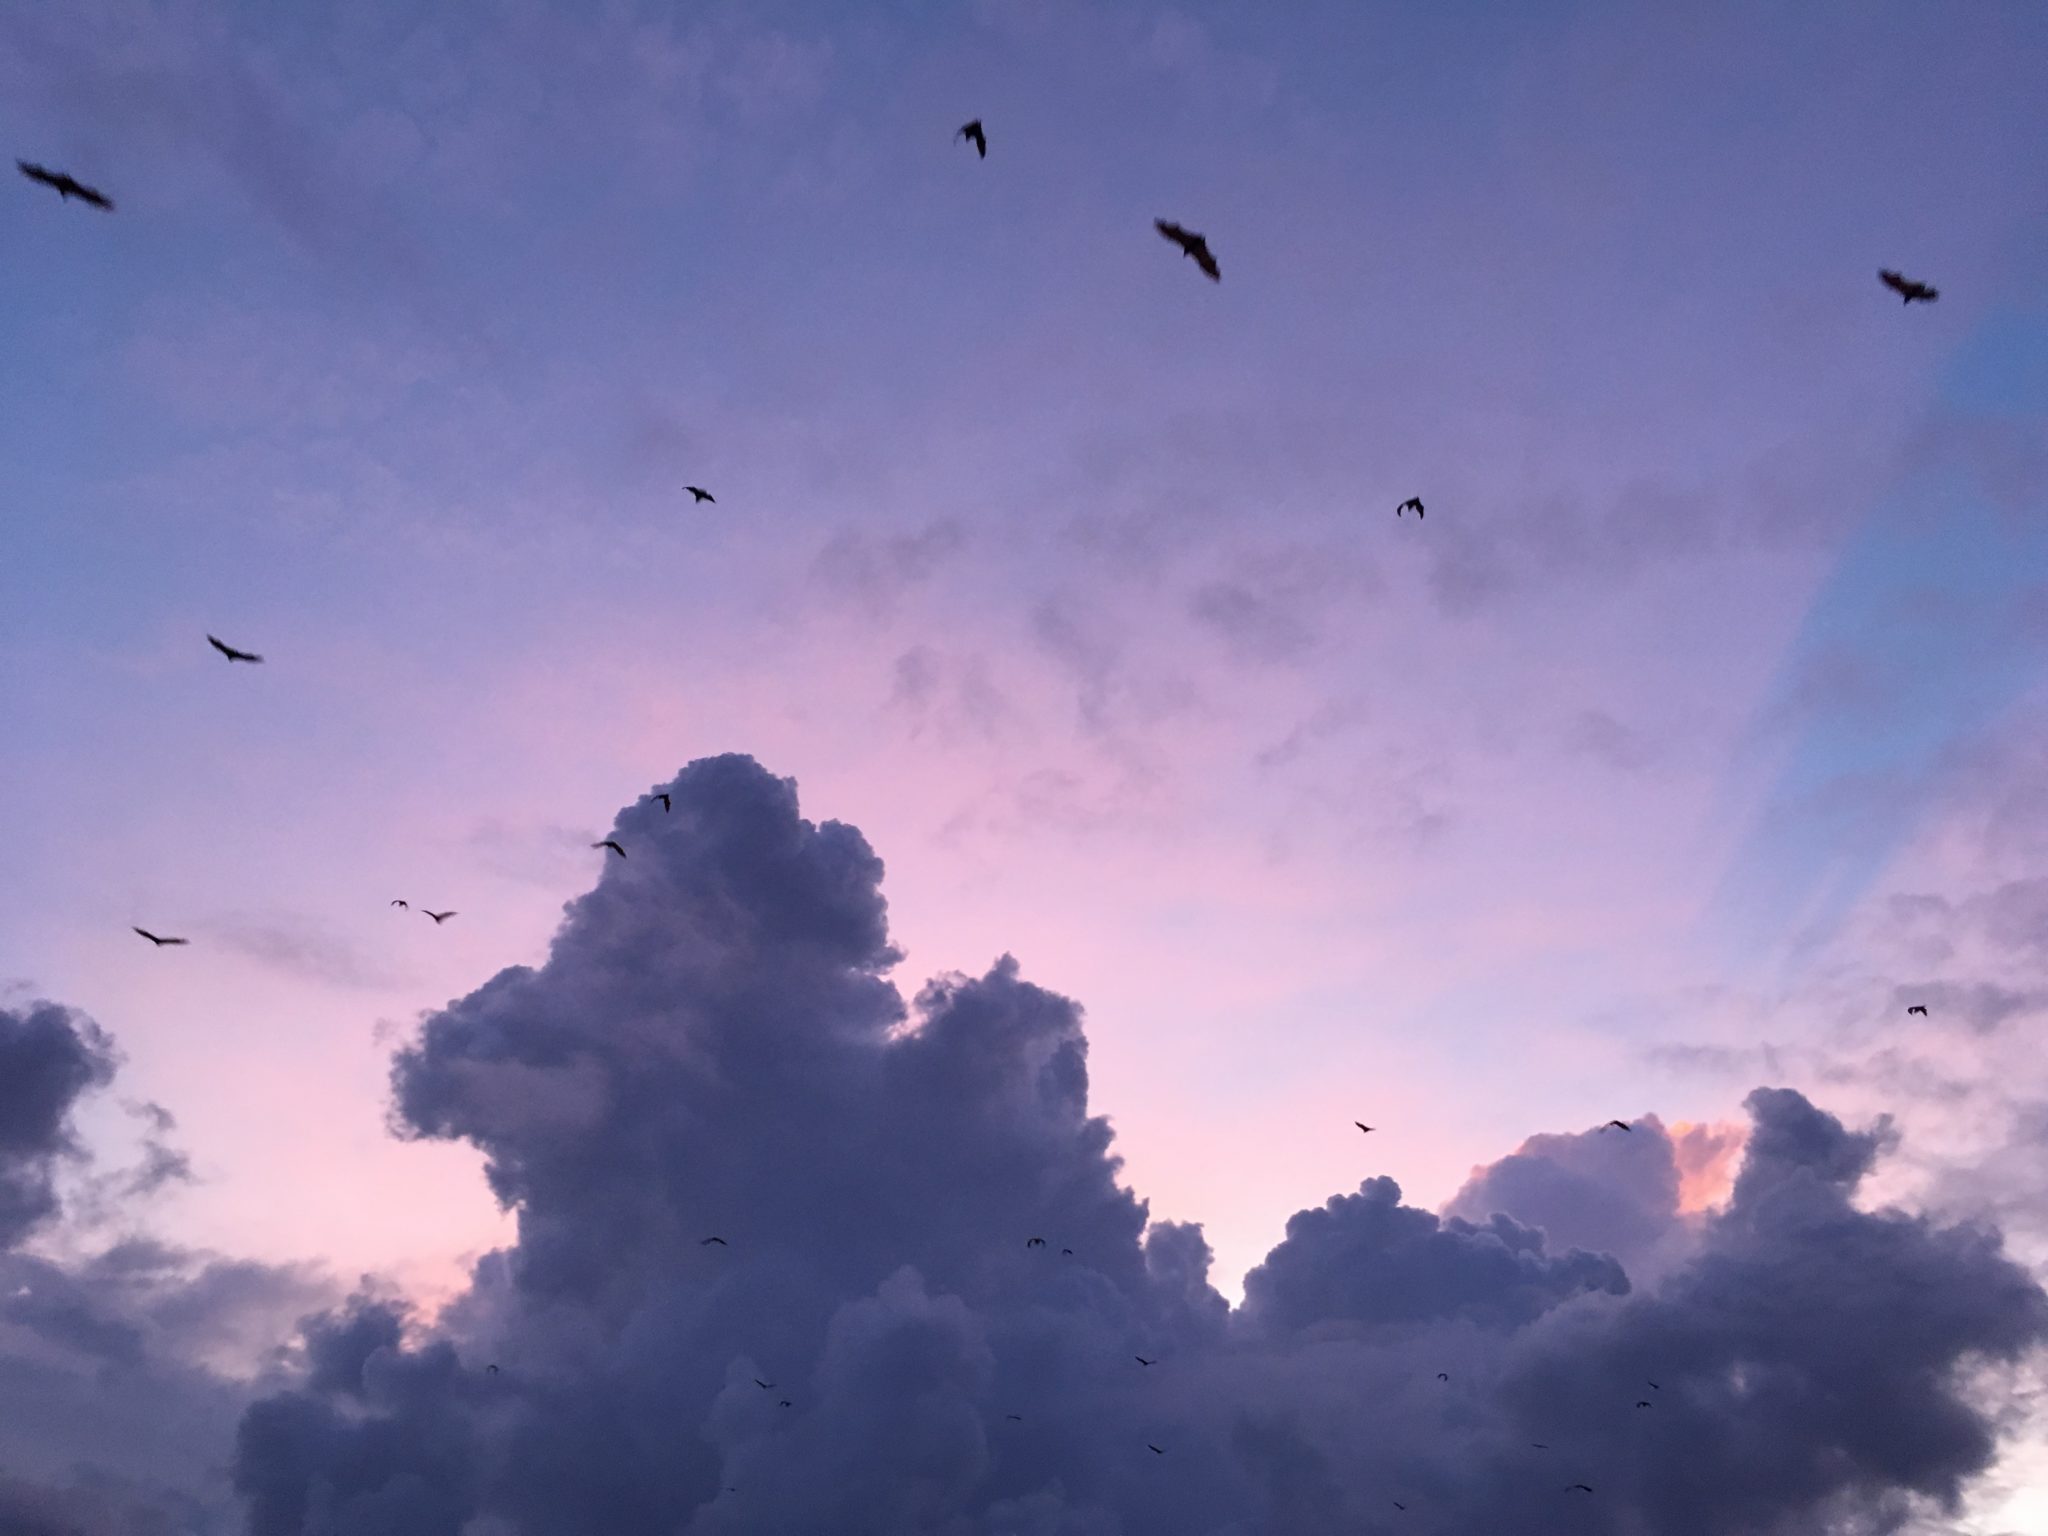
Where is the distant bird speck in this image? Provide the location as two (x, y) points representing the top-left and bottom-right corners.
(1568, 1483), (1595, 1493)
(1005, 1414), (1024, 1422)
(424, 910), (457, 924)
(1636, 1400), (1652, 1408)
(594, 840), (626, 858)
(686, 486), (715, 504)
(1147, 1444), (1165, 1455)
(1392, 1501), (1407, 1511)
(18, 161), (113, 209)
(1532, 1443), (1549, 1450)
(753, 1378), (774, 1389)
(701, 1236), (727, 1246)
(1134, 1356), (1156, 1367)
(778, 1399), (792, 1408)
(1436, 1372), (1449, 1382)
(1154, 219), (1219, 281)
(1026, 1237), (1046, 1248)
(1879, 268), (1938, 304)
(1647, 1380), (1661, 1390)
(207, 635), (263, 663)
(1602, 1119), (1633, 1132)
(390, 900), (408, 909)
(955, 119), (986, 158)
(654, 793), (671, 812)
(132, 928), (188, 947)
(1906, 1004), (1928, 1016)
(1354, 1121), (1375, 1133)
(1396, 497), (1424, 519)
(486, 1364), (499, 1375)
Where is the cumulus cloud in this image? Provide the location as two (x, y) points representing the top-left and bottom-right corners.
(0, 1000), (338, 1534)
(219, 755), (2048, 1534)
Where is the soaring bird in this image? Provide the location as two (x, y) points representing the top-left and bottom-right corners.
(686, 486), (716, 504)
(593, 840), (626, 858)
(423, 910), (457, 924)
(753, 1378), (774, 1389)
(1061, 1247), (1073, 1256)
(207, 635), (263, 663)
(18, 161), (113, 209)
(1602, 1119), (1633, 1132)
(701, 1236), (728, 1246)
(1879, 269), (1938, 304)
(1396, 497), (1424, 519)
(1392, 1502), (1407, 1512)
(486, 1364), (499, 1375)
(1026, 1237), (1046, 1247)
(1647, 1380), (1661, 1390)
(778, 1400), (792, 1408)
(1436, 1372), (1449, 1382)
(1531, 1443), (1549, 1450)
(390, 900), (409, 909)
(1567, 1484), (1595, 1494)
(1906, 1004), (1928, 1016)
(1005, 1414), (1024, 1422)
(1354, 1121), (1375, 1133)
(653, 793), (671, 812)
(132, 928), (188, 947)
(1154, 219), (1219, 281)
(955, 119), (987, 158)
(1636, 1400), (1652, 1408)
(1134, 1356), (1156, 1367)
(1147, 1444), (1166, 1456)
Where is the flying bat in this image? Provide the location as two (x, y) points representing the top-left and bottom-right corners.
(1134, 1356), (1156, 1367)
(1567, 1483), (1594, 1493)
(955, 119), (986, 158)
(132, 928), (188, 946)
(486, 1364), (499, 1375)
(1354, 1121), (1375, 1133)
(653, 793), (671, 812)
(1392, 1502), (1407, 1512)
(1879, 269), (1938, 304)
(1005, 1414), (1024, 1422)
(1396, 497), (1424, 519)
(391, 900), (409, 909)
(1147, 1444), (1166, 1455)
(753, 1378), (774, 1389)
(593, 840), (626, 858)
(686, 486), (715, 504)
(18, 161), (113, 209)
(778, 1399), (792, 1408)
(1635, 1400), (1652, 1408)
(1906, 1004), (1928, 1016)
(1602, 1120), (1633, 1132)
(1154, 219), (1219, 281)
(1026, 1237), (1046, 1247)
(207, 635), (263, 663)
(701, 1235), (727, 1246)
(1436, 1372), (1449, 1382)
(423, 910), (457, 924)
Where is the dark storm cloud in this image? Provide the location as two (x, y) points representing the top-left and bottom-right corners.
(1443, 1116), (1684, 1276)
(226, 756), (2048, 1535)
(0, 1002), (115, 1250)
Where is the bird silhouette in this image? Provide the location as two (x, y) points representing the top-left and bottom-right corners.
(207, 635), (263, 663)
(1061, 1247), (1073, 1256)
(1602, 1119), (1632, 1132)
(132, 928), (188, 947)
(1531, 1443), (1549, 1450)
(1436, 1372), (1449, 1382)
(1392, 1501), (1407, 1512)
(955, 119), (986, 158)
(1879, 269), (1938, 304)
(1147, 1444), (1166, 1455)
(1005, 1414), (1024, 1422)
(486, 1364), (499, 1375)
(1354, 1121), (1375, 1133)
(1154, 219), (1219, 281)
(654, 793), (671, 812)
(1134, 1356), (1156, 1367)
(1635, 1400), (1652, 1408)
(1396, 497), (1424, 519)
(778, 1399), (792, 1408)
(593, 840), (626, 858)
(390, 900), (409, 909)
(18, 161), (112, 209)
(1647, 1379), (1661, 1390)
(753, 1378), (774, 1389)
(701, 1236), (728, 1246)
(1567, 1483), (1594, 1493)
(686, 486), (715, 504)
(1026, 1237), (1046, 1247)
(1906, 1004), (1928, 1016)
(423, 910), (457, 924)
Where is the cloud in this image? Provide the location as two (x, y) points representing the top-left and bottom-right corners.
(207, 916), (400, 992)
(217, 756), (2048, 1534)
(0, 1002), (116, 1250)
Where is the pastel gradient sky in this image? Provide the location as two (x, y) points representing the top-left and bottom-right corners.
(4, 0), (2047, 1432)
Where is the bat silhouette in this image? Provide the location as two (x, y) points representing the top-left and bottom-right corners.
(1602, 1120), (1633, 1132)
(593, 840), (626, 858)
(18, 161), (113, 209)
(1636, 1400), (1652, 1408)
(486, 1364), (499, 1375)
(132, 928), (188, 946)
(1567, 1483), (1594, 1493)
(653, 793), (671, 811)
(390, 900), (409, 909)
(423, 910), (457, 924)
(955, 119), (986, 158)
(686, 486), (715, 504)
(1147, 1444), (1166, 1455)
(1354, 1121), (1375, 1133)
(1436, 1372), (1449, 1382)
(753, 1378), (774, 1389)
(1134, 1356), (1156, 1366)
(701, 1236), (727, 1246)
(1396, 497), (1424, 519)
(1154, 219), (1219, 281)
(1879, 269), (1938, 304)
(1906, 1004), (1928, 1016)
(1005, 1414), (1024, 1421)
(207, 635), (263, 663)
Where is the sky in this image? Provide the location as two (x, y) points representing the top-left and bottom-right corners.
(2, 1), (2048, 1532)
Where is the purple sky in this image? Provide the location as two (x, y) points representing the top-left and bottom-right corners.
(3, 2), (2048, 1531)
